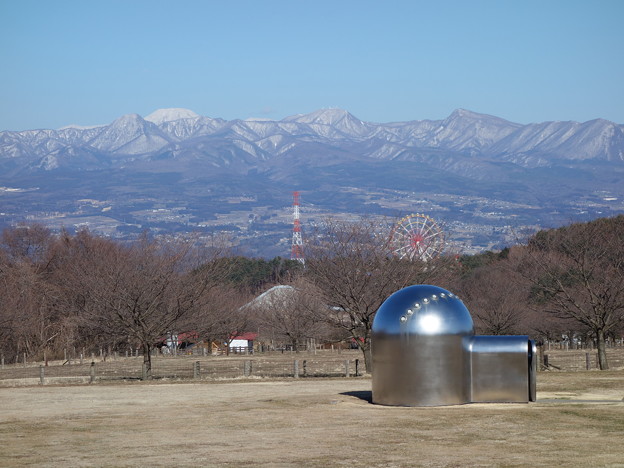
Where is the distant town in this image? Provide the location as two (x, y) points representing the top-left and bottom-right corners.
(4, 184), (622, 257)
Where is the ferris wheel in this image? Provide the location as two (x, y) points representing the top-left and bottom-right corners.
(388, 213), (445, 261)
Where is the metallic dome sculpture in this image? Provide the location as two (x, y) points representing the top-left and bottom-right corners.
(372, 285), (537, 407)
(388, 214), (445, 261)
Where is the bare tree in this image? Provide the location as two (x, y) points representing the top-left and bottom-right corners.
(190, 284), (254, 355)
(60, 230), (227, 377)
(456, 259), (529, 335)
(518, 216), (624, 369)
(2, 223), (55, 264)
(305, 217), (454, 372)
(250, 276), (326, 352)
(0, 225), (72, 363)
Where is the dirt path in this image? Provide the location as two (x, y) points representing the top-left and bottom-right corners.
(1, 377), (623, 467)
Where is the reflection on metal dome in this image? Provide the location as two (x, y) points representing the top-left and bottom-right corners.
(372, 285), (474, 337)
(371, 285), (537, 407)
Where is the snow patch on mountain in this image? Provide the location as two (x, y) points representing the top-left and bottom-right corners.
(144, 108), (201, 125)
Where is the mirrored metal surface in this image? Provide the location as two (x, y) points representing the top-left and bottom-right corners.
(371, 284), (536, 407)
(372, 284), (474, 337)
(469, 335), (530, 403)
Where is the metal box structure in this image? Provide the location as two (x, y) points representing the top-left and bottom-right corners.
(372, 285), (537, 406)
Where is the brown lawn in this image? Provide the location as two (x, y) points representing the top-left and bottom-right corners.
(0, 370), (623, 467)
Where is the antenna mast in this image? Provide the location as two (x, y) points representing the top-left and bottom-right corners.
(291, 191), (305, 266)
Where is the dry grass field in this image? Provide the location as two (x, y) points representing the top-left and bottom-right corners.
(1, 365), (623, 468)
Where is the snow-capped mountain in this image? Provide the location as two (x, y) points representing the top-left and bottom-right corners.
(2, 107), (622, 177)
(144, 108), (201, 124)
(87, 113), (170, 155)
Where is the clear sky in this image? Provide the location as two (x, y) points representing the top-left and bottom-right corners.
(1, 0), (623, 131)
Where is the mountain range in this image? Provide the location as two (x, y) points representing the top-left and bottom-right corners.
(2, 108), (623, 175)
(1, 108), (623, 256)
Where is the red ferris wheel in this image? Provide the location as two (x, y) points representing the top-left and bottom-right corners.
(388, 213), (445, 261)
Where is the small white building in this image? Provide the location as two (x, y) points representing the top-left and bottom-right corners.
(229, 332), (258, 353)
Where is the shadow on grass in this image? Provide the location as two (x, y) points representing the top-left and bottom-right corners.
(341, 390), (372, 403)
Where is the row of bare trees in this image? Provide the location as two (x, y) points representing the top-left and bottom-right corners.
(453, 215), (624, 369)
(0, 227), (256, 377)
(1, 215), (623, 374)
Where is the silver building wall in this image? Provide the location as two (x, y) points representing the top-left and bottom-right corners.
(371, 285), (536, 407)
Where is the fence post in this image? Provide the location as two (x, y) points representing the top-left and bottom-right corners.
(294, 360), (299, 378)
(23, 352), (27, 368)
(244, 360), (251, 377)
(1, 354), (4, 369)
(90, 361), (96, 384)
(355, 359), (359, 377)
(80, 353), (84, 365)
(39, 365), (45, 385)
(585, 352), (590, 370)
(302, 360), (307, 377)
(344, 359), (350, 377)
(141, 363), (148, 380)
(194, 361), (200, 379)
(543, 354), (549, 368)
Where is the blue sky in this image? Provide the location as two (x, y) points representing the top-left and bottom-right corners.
(1, 0), (623, 131)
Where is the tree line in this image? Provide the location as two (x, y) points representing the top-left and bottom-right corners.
(1, 215), (623, 374)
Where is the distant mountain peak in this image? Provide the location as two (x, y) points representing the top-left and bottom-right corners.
(449, 108), (480, 119)
(114, 113), (143, 122)
(446, 108), (511, 122)
(58, 123), (105, 130)
(144, 108), (201, 125)
(105, 113), (148, 131)
(283, 108), (358, 125)
(441, 109), (521, 133)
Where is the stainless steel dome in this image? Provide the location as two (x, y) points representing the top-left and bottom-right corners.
(371, 284), (536, 407)
(372, 284), (474, 337)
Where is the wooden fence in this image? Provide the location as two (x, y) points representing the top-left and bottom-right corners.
(541, 348), (624, 371)
(2, 347), (623, 387)
(0, 351), (364, 386)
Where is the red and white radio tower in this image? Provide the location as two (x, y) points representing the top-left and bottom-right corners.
(291, 191), (305, 265)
